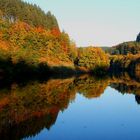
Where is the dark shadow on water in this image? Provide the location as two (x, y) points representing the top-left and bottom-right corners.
(0, 57), (88, 89)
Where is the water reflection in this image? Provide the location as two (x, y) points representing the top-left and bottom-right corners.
(0, 73), (140, 139)
(110, 73), (140, 104)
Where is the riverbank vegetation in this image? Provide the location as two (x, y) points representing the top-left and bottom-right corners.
(109, 54), (140, 71)
(0, 0), (140, 77)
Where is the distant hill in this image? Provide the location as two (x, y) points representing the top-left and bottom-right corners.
(110, 41), (140, 55)
(100, 47), (111, 53)
(102, 43), (140, 55)
(102, 33), (140, 55)
(100, 33), (140, 55)
(0, 0), (59, 30)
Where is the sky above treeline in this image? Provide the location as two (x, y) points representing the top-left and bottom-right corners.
(24, 0), (140, 47)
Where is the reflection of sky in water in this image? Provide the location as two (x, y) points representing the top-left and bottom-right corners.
(24, 87), (140, 140)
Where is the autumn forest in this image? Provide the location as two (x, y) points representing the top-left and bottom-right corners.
(0, 0), (140, 140)
(0, 0), (139, 79)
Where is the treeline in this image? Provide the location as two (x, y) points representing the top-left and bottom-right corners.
(104, 32), (140, 55)
(0, 0), (59, 30)
(110, 41), (140, 55)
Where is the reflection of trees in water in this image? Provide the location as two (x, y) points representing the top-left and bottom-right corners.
(135, 95), (140, 104)
(110, 73), (140, 95)
(110, 73), (140, 104)
(0, 109), (59, 140)
(0, 78), (75, 140)
(74, 75), (109, 99)
(0, 76), (109, 140)
(0, 73), (140, 139)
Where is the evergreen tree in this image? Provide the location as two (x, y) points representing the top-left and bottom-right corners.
(0, 0), (59, 30)
(136, 32), (140, 42)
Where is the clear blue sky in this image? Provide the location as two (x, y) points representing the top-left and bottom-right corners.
(24, 0), (140, 47)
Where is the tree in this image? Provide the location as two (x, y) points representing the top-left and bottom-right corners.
(136, 32), (140, 42)
(76, 47), (109, 71)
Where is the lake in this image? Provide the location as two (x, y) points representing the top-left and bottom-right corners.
(0, 73), (140, 140)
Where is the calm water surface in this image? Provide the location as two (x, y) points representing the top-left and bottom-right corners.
(0, 74), (140, 140)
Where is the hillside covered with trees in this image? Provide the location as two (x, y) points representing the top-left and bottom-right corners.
(0, 0), (139, 77)
(110, 41), (140, 55)
(105, 33), (140, 55)
(0, 0), (110, 78)
(0, 0), (59, 30)
(105, 33), (140, 74)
